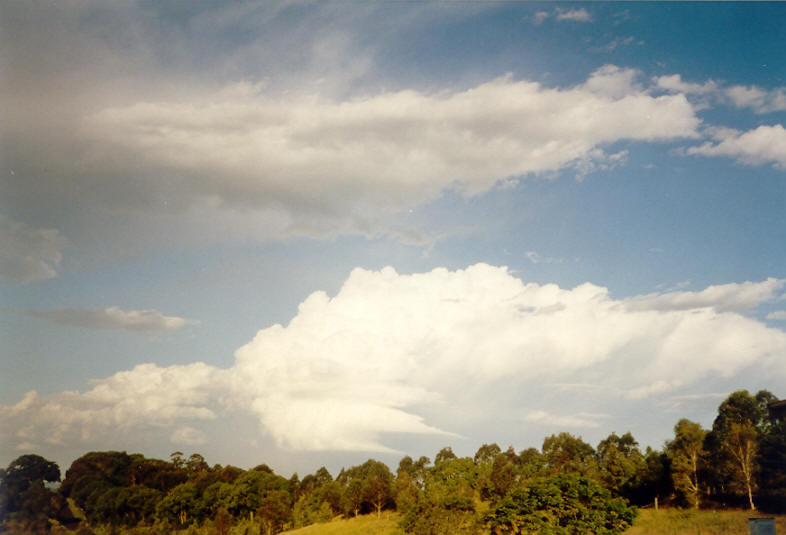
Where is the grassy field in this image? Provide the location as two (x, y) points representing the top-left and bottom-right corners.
(626, 508), (786, 535)
(280, 508), (786, 535)
(282, 512), (404, 535)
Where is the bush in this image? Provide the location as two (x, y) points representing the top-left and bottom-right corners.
(484, 474), (637, 535)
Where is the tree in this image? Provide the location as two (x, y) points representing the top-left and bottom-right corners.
(542, 433), (598, 478)
(155, 482), (198, 526)
(400, 457), (480, 535)
(625, 447), (671, 507)
(435, 447), (457, 465)
(0, 454), (64, 533)
(668, 419), (706, 509)
(257, 489), (293, 535)
(596, 432), (646, 497)
(224, 470), (290, 523)
(361, 460), (394, 517)
(711, 390), (763, 510)
(474, 443), (502, 466)
(484, 474), (636, 535)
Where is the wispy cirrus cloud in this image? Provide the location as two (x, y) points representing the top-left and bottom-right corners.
(21, 306), (197, 333)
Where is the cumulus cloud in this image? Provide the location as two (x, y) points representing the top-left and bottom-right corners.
(2, 265), (784, 454)
(726, 85), (786, 114)
(0, 214), (67, 284)
(0, 363), (222, 447)
(687, 124), (786, 168)
(624, 278), (785, 312)
(22, 306), (197, 333)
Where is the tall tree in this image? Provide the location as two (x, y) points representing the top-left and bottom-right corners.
(596, 432), (646, 497)
(711, 390), (764, 510)
(668, 419), (706, 509)
(361, 460), (394, 517)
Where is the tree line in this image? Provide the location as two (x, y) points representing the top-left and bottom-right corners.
(1, 389), (784, 535)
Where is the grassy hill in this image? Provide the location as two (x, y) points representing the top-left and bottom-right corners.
(627, 508), (786, 535)
(281, 512), (403, 535)
(281, 509), (786, 535)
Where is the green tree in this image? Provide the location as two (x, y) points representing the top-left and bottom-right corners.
(0, 454), (67, 533)
(668, 419), (706, 509)
(711, 390), (763, 510)
(400, 456), (480, 535)
(484, 474), (636, 535)
(434, 447), (457, 465)
(257, 489), (292, 535)
(596, 432), (646, 497)
(155, 481), (199, 526)
(361, 460), (394, 517)
(542, 433), (598, 478)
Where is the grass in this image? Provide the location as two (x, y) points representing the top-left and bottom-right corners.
(281, 512), (404, 535)
(626, 508), (786, 535)
(280, 508), (786, 535)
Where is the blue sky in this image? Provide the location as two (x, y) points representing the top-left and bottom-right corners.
(2, 1), (786, 477)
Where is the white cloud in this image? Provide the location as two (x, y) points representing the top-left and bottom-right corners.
(23, 306), (197, 333)
(555, 8), (593, 22)
(687, 124), (786, 168)
(726, 85), (786, 114)
(66, 66), (698, 239)
(768, 311), (786, 321)
(624, 278), (785, 312)
(3, 265), (784, 454)
(0, 363), (222, 447)
(0, 214), (67, 284)
(655, 74), (718, 95)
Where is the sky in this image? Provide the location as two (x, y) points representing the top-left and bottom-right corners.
(2, 1), (786, 478)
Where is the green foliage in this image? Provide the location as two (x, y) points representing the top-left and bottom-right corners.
(709, 390), (763, 509)
(338, 460), (393, 518)
(596, 432), (646, 498)
(399, 456), (480, 535)
(542, 433), (598, 479)
(667, 419), (707, 509)
(0, 454), (69, 533)
(484, 474), (636, 535)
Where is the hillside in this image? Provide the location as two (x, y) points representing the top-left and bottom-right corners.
(281, 513), (403, 535)
(281, 509), (786, 535)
